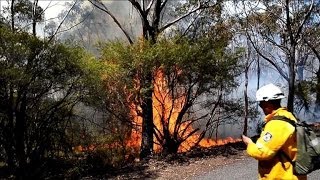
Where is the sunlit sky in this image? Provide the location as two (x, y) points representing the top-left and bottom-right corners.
(38, 1), (66, 20)
(0, 0), (66, 20)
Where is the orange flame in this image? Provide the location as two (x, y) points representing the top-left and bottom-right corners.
(127, 67), (241, 153)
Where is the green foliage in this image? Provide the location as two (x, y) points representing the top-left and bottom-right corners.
(0, 0), (249, 177)
(0, 25), (101, 178)
(14, 0), (43, 21)
(99, 35), (243, 154)
(294, 80), (314, 112)
(2, 0), (44, 31)
(101, 36), (242, 89)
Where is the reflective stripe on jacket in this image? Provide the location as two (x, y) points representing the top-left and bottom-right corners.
(246, 107), (307, 180)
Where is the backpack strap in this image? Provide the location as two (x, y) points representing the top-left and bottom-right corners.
(270, 116), (297, 169)
(278, 149), (295, 168)
(271, 116), (296, 128)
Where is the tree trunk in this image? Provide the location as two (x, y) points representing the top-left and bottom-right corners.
(257, 57), (260, 109)
(162, 137), (179, 155)
(243, 66), (249, 136)
(140, 16), (157, 159)
(315, 69), (320, 112)
(15, 94), (27, 179)
(6, 83), (16, 174)
(287, 50), (296, 112)
(32, 0), (37, 37)
(243, 41), (251, 136)
(11, 0), (14, 31)
(140, 73), (154, 159)
(3, 141), (15, 174)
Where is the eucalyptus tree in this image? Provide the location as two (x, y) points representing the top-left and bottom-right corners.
(0, 27), (100, 179)
(100, 34), (243, 154)
(1, 0), (44, 35)
(238, 0), (316, 112)
(0, 1), (102, 178)
(85, 0), (223, 159)
(153, 37), (242, 154)
(300, 3), (320, 113)
(54, 0), (244, 158)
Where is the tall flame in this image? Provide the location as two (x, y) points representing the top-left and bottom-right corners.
(127, 68), (240, 153)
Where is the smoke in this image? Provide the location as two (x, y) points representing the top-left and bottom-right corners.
(46, 1), (142, 50)
(47, 0), (187, 50)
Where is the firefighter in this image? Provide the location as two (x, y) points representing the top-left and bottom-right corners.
(242, 83), (307, 180)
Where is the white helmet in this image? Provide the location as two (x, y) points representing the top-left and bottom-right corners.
(256, 83), (285, 101)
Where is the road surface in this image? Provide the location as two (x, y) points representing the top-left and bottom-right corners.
(193, 157), (320, 180)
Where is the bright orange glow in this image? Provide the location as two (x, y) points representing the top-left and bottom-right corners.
(73, 144), (96, 153)
(127, 67), (241, 153)
(126, 99), (142, 151)
(74, 68), (241, 155)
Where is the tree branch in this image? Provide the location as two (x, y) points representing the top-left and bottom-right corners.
(55, 8), (94, 36)
(285, 0), (295, 46)
(246, 28), (289, 81)
(128, 0), (153, 36)
(48, 0), (78, 43)
(159, 2), (219, 33)
(89, 0), (133, 44)
(128, 0), (146, 16)
(160, 0), (169, 12)
(304, 38), (320, 61)
(146, 0), (156, 14)
(295, 0), (314, 40)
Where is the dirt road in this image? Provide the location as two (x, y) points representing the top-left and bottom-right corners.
(107, 143), (320, 180)
(193, 157), (320, 180)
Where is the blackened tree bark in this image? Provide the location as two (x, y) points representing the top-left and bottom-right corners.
(139, 74), (154, 159)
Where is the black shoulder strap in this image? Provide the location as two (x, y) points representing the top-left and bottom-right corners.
(278, 149), (295, 171)
(270, 116), (296, 168)
(270, 116), (296, 128)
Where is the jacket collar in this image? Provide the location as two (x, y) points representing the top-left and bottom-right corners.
(264, 107), (287, 123)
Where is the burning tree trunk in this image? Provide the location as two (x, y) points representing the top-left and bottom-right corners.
(128, 67), (234, 155)
(151, 64), (241, 154)
(140, 75), (154, 159)
(162, 137), (180, 155)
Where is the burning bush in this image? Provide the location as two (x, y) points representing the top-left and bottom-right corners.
(100, 38), (244, 156)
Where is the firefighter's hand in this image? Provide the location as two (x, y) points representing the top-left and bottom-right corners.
(242, 135), (253, 145)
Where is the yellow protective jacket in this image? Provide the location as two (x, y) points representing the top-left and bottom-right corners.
(247, 107), (307, 180)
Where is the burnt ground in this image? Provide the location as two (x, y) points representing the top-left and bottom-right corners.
(81, 142), (247, 180)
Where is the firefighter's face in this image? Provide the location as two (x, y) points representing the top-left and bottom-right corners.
(259, 101), (273, 115)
